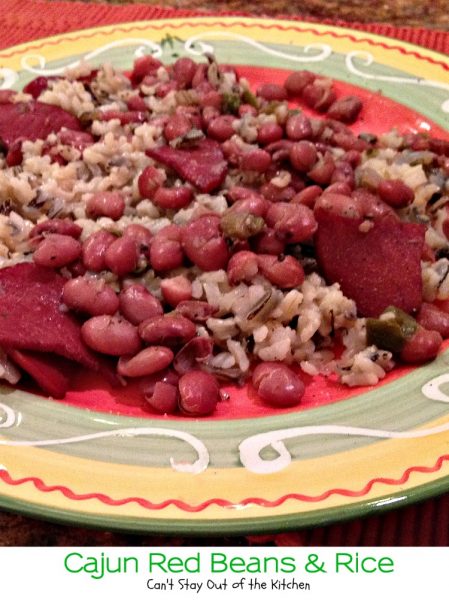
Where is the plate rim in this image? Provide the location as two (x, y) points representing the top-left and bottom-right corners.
(1, 471), (449, 535)
(1, 15), (449, 535)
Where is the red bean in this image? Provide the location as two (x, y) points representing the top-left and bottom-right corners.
(6, 140), (23, 167)
(416, 303), (449, 338)
(266, 202), (317, 243)
(201, 106), (220, 128)
(240, 148), (272, 172)
(222, 137), (244, 165)
(29, 218), (82, 243)
(119, 284), (163, 325)
(252, 362), (304, 407)
(430, 137), (449, 156)
(257, 254), (304, 289)
(286, 114), (313, 141)
(127, 94), (147, 112)
(153, 186), (193, 210)
(164, 113), (191, 142)
(302, 80), (336, 112)
(23, 75), (57, 99)
(199, 89), (222, 109)
(138, 368), (179, 398)
(145, 382), (179, 414)
(327, 95), (363, 124)
(284, 70), (316, 96)
(260, 182), (295, 203)
(400, 327), (443, 364)
(172, 57), (197, 88)
(378, 179), (415, 208)
(173, 337), (214, 375)
(239, 103), (258, 118)
(0, 90), (15, 103)
(123, 224), (152, 256)
(352, 188), (396, 220)
(130, 55), (162, 86)
(155, 81), (178, 98)
(182, 215), (229, 271)
(227, 196), (270, 218)
(68, 259), (87, 278)
(104, 236), (138, 276)
(177, 106), (202, 129)
(178, 370), (220, 416)
(138, 165), (165, 200)
(101, 109), (147, 125)
(227, 250), (259, 284)
(33, 233), (82, 268)
(191, 64), (207, 88)
(176, 300), (218, 322)
(314, 192), (362, 219)
(257, 83), (288, 101)
(139, 314), (196, 346)
(265, 139), (294, 163)
(207, 115), (236, 142)
(81, 315), (141, 356)
(150, 225), (184, 272)
(63, 276), (119, 316)
(290, 141), (317, 172)
(86, 191), (125, 221)
(324, 182), (353, 196)
(257, 122), (283, 145)
(59, 129), (95, 152)
(227, 186), (263, 203)
(331, 161), (355, 189)
(343, 150), (362, 168)
(118, 346), (174, 377)
(253, 228), (286, 255)
(307, 153), (335, 185)
(291, 185), (322, 208)
(160, 275), (192, 307)
(314, 141), (330, 155)
(82, 229), (116, 272)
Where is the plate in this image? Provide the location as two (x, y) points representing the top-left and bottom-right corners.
(1, 17), (449, 535)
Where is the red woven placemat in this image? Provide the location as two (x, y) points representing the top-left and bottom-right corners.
(1, 0), (449, 53)
(1, 0), (449, 546)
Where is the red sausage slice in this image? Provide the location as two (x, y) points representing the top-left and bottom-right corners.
(0, 263), (102, 370)
(8, 349), (69, 399)
(315, 207), (425, 317)
(0, 101), (81, 148)
(146, 139), (227, 193)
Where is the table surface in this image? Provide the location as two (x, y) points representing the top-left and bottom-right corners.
(1, 0), (449, 546)
(53, 0), (449, 30)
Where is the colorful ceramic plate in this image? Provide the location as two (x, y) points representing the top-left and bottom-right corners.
(1, 17), (449, 534)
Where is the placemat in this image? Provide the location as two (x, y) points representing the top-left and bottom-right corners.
(1, 0), (449, 53)
(0, 0), (448, 547)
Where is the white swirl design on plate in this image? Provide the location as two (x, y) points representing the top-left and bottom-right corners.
(240, 372), (449, 474)
(346, 51), (449, 113)
(184, 31), (332, 62)
(0, 401), (17, 429)
(239, 420), (449, 474)
(0, 401), (208, 474)
(0, 68), (18, 90)
(20, 39), (163, 76)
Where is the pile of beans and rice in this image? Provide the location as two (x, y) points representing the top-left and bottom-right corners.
(0, 53), (448, 416)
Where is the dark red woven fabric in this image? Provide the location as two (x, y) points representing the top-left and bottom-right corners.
(1, 0), (448, 54)
(1, 0), (449, 547)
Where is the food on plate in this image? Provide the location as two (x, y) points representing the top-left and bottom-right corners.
(0, 53), (448, 414)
